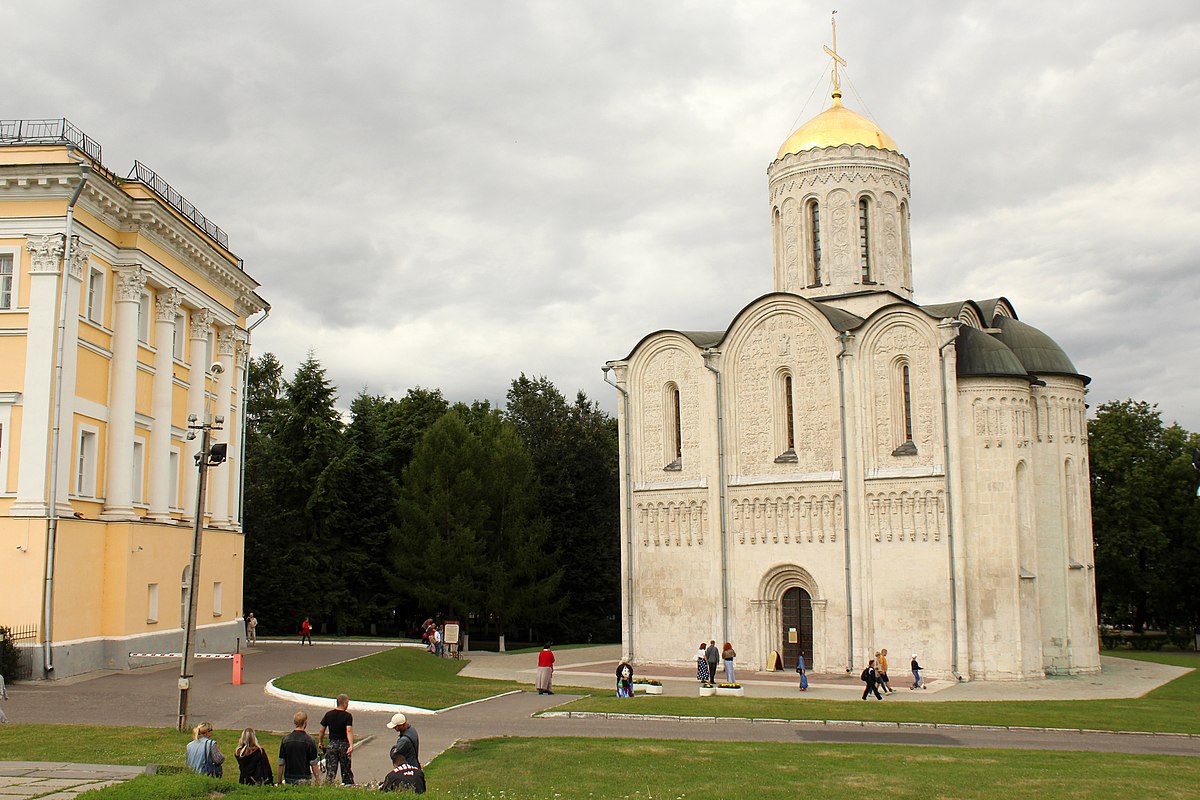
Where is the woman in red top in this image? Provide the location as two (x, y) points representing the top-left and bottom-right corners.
(300, 617), (312, 646)
(536, 644), (555, 695)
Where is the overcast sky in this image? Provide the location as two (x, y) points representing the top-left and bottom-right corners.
(5, 1), (1199, 429)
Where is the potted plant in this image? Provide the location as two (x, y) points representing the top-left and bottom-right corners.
(699, 681), (716, 697)
(715, 683), (744, 697)
(633, 678), (663, 695)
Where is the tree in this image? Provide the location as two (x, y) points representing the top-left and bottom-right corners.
(1089, 400), (1200, 633)
(505, 375), (621, 641)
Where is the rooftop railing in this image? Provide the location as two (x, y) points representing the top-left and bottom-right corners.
(0, 117), (103, 163)
(127, 161), (230, 251)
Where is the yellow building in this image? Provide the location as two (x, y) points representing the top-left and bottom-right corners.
(0, 119), (268, 678)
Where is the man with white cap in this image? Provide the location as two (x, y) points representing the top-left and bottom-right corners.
(386, 712), (420, 769)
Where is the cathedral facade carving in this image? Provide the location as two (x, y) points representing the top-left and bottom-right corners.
(607, 84), (1099, 682)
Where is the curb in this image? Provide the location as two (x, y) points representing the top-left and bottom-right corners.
(264, 679), (438, 716)
(537, 711), (1200, 739)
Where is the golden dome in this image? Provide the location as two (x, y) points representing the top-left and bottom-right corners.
(777, 92), (898, 159)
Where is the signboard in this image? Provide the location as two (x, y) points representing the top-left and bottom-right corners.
(788, 627), (798, 644)
(443, 621), (460, 646)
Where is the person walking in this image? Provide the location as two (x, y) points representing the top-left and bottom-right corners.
(796, 653), (808, 691)
(879, 648), (895, 693)
(318, 693), (355, 785)
(694, 643), (710, 682)
(246, 613), (257, 646)
(432, 625), (443, 658)
(299, 617), (313, 646)
(911, 653), (926, 689)
(721, 642), (737, 683)
(861, 659), (884, 700)
(536, 644), (555, 695)
(705, 640), (720, 684)
(386, 713), (421, 769)
(234, 728), (273, 785)
(278, 710), (320, 785)
(185, 721), (225, 777)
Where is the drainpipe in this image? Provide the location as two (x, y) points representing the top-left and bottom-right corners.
(602, 365), (635, 661)
(701, 349), (730, 646)
(939, 322), (964, 681)
(236, 305), (270, 528)
(43, 156), (90, 674)
(836, 332), (854, 672)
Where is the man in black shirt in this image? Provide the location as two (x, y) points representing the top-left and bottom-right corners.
(386, 712), (420, 768)
(318, 693), (355, 785)
(277, 710), (320, 785)
(381, 749), (426, 794)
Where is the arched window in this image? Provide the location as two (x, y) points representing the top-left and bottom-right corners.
(891, 359), (917, 456)
(858, 197), (872, 283)
(785, 374), (796, 450)
(901, 364), (914, 443)
(899, 200), (911, 285)
(807, 200), (822, 286)
(772, 207), (782, 280)
(664, 383), (682, 470)
(774, 370), (799, 463)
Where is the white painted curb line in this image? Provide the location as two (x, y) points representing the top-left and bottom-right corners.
(265, 679), (438, 716)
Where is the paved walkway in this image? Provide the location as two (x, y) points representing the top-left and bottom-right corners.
(0, 762), (148, 799)
(2, 643), (1197, 787)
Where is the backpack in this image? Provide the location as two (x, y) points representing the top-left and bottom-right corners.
(860, 667), (871, 683)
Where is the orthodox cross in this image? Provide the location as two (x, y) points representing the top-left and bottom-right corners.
(823, 11), (846, 95)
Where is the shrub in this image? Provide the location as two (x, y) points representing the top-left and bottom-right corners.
(0, 627), (21, 681)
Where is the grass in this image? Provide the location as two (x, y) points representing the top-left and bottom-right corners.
(0, 724), (281, 770)
(499, 642), (619, 655)
(272, 646), (532, 709)
(71, 737), (1200, 799)
(559, 650), (1200, 733)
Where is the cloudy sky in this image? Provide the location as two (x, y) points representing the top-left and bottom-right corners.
(5, 1), (1199, 429)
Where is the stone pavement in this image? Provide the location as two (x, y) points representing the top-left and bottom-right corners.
(0, 762), (148, 799)
(1, 642), (1197, 788)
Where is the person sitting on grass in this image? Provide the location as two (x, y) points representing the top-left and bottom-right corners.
(381, 747), (427, 794)
(185, 721), (224, 777)
(234, 727), (273, 785)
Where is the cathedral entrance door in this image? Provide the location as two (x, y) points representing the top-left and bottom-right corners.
(781, 587), (813, 669)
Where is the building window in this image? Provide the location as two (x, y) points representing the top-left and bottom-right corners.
(132, 439), (145, 504)
(147, 583), (160, 624)
(664, 383), (682, 471)
(212, 581), (223, 617)
(86, 267), (105, 323)
(76, 428), (98, 497)
(173, 312), (185, 359)
(859, 197), (873, 283)
(169, 449), (180, 508)
(808, 200), (822, 285)
(137, 292), (151, 343)
(775, 371), (799, 463)
(0, 252), (15, 309)
(890, 360), (917, 456)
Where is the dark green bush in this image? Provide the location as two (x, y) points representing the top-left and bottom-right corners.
(0, 627), (21, 681)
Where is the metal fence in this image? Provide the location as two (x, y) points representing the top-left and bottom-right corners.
(0, 624), (39, 681)
(0, 118), (103, 162)
(128, 161), (231, 252)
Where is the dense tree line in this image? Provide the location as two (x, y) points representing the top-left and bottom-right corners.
(1089, 400), (1200, 635)
(242, 354), (619, 642)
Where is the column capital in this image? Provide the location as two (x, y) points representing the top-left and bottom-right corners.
(66, 235), (91, 281)
(154, 288), (183, 322)
(113, 266), (148, 303)
(216, 326), (237, 357)
(188, 307), (216, 340)
(25, 234), (64, 275)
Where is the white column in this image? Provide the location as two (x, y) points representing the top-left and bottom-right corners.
(182, 308), (215, 523)
(12, 235), (65, 517)
(99, 266), (147, 521)
(147, 288), (182, 521)
(228, 335), (248, 530)
(51, 237), (89, 516)
(208, 327), (236, 528)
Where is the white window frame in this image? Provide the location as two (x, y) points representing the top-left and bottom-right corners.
(0, 247), (20, 311)
(173, 312), (186, 360)
(212, 581), (223, 618)
(147, 583), (160, 624)
(132, 437), (146, 505)
(168, 447), (181, 509)
(76, 424), (100, 497)
(85, 266), (106, 324)
(137, 291), (151, 343)
(0, 393), (16, 495)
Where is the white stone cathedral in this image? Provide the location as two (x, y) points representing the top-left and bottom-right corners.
(604, 74), (1100, 681)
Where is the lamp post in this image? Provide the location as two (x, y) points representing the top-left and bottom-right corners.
(177, 362), (228, 733)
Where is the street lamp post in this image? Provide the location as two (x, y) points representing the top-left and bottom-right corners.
(177, 362), (227, 733)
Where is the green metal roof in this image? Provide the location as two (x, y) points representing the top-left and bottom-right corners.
(991, 316), (1088, 383)
(955, 325), (1030, 380)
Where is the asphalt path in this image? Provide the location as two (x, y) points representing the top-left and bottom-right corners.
(3, 641), (1197, 783)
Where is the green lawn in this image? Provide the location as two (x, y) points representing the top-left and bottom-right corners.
(559, 651), (1200, 733)
(72, 737), (1200, 800)
(0, 724), (281, 771)
(271, 646), (532, 709)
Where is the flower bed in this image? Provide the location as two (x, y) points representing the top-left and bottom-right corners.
(715, 683), (744, 697)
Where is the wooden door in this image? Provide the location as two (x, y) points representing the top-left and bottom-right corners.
(781, 587), (813, 670)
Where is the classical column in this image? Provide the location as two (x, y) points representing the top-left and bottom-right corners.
(182, 308), (215, 523)
(99, 266), (147, 521)
(12, 235), (65, 516)
(51, 237), (89, 516)
(207, 327), (236, 528)
(228, 334), (249, 530)
(147, 288), (182, 521)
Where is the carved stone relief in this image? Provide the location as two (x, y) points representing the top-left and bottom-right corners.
(638, 344), (701, 479)
(881, 193), (900, 287)
(868, 323), (935, 467)
(828, 189), (851, 284)
(865, 482), (945, 542)
(781, 198), (800, 291)
(635, 493), (708, 548)
(730, 488), (841, 545)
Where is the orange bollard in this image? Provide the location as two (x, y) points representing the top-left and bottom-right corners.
(232, 653), (243, 686)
